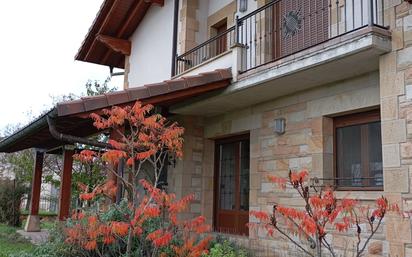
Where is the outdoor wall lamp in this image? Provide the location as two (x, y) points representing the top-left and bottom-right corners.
(274, 118), (286, 135)
(239, 0), (247, 12)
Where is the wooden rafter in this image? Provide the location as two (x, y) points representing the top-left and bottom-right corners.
(101, 0), (149, 64)
(145, 0), (164, 6)
(96, 34), (131, 56)
(83, 0), (123, 61)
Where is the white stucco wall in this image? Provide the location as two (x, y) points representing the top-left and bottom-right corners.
(128, 1), (175, 87)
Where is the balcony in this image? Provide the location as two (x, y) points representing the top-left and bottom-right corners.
(174, 0), (388, 77)
(171, 0), (391, 116)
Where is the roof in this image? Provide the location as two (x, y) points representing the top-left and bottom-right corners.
(75, 0), (163, 68)
(0, 69), (232, 153)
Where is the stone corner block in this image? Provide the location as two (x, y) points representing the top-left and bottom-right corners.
(382, 119), (406, 144)
(383, 144), (401, 168)
(384, 167), (409, 193)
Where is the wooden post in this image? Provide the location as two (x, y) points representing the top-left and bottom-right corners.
(24, 151), (44, 232)
(58, 149), (74, 220)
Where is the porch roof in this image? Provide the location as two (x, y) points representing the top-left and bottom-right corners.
(75, 0), (164, 68)
(0, 69), (231, 153)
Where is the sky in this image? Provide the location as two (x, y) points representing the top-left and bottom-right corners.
(0, 0), (123, 135)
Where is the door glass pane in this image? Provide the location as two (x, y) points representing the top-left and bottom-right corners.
(219, 143), (236, 210)
(239, 140), (250, 211)
(368, 122), (383, 187)
(336, 125), (362, 187)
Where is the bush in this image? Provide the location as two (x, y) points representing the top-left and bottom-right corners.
(0, 180), (28, 227)
(204, 237), (249, 257)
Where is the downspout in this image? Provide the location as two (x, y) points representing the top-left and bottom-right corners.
(170, 0), (179, 77)
(46, 116), (112, 149)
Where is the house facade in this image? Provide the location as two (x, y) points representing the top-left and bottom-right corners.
(78, 0), (412, 256)
(1, 0), (412, 256)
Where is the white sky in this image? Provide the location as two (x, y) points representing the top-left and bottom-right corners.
(0, 0), (123, 134)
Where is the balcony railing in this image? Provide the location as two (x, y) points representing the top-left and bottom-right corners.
(175, 27), (236, 75)
(310, 176), (383, 191)
(175, 0), (386, 76)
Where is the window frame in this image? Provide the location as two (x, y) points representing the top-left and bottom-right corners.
(333, 109), (383, 191)
(213, 133), (250, 236)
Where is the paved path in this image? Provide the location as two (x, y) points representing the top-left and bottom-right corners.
(16, 230), (49, 245)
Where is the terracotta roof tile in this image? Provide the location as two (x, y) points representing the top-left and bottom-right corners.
(82, 95), (108, 112)
(216, 68), (232, 79)
(146, 82), (169, 96)
(56, 68), (232, 117)
(57, 99), (86, 117)
(127, 87), (150, 99)
(106, 91), (130, 106)
(165, 78), (187, 91)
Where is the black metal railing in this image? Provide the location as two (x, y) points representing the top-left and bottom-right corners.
(175, 0), (386, 76)
(237, 0), (386, 72)
(310, 176), (383, 190)
(21, 195), (59, 214)
(175, 27), (236, 75)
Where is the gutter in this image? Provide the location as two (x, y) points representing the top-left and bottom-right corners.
(170, 0), (179, 77)
(46, 116), (111, 150)
(0, 109), (57, 153)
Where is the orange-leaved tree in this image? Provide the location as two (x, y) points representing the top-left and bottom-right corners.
(66, 101), (211, 257)
(249, 170), (399, 257)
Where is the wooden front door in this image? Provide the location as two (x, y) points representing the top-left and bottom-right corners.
(214, 135), (250, 235)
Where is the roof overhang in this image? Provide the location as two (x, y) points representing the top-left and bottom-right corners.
(75, 0), (164, 68)
(171, 27), (391, 116)
(0, 69), (232, 153)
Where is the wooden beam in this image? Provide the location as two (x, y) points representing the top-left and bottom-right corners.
(101, 0), (150, 65)
(24, 151), (44, 232)
(145, 0), (164, 6)
(84, 0), (122, 61)
(96, 34), (131, 56)
(29, 151), (44, 216)
(58, 149), (74, 220)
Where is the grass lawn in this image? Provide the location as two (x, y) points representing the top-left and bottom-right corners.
(0, 224), (34, 257)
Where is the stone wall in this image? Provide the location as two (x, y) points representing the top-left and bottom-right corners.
(380, 1), (412, 256)
(170, 71), (387, 256)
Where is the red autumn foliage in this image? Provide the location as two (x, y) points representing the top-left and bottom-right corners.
(73, 150), (96, 163)
(64, 101), (210, 257)
(250, 170), (400, 257)
(65, 179), (211, 256)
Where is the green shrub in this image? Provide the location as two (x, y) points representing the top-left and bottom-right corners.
(9, 223), (82, 257)
(205, 238), (249, 257)
(0, 181), (28, 227)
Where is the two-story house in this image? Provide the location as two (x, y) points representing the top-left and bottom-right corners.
(2, 0), (412, 256)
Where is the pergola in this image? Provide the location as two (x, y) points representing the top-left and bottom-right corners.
(0, 69), (231, 232)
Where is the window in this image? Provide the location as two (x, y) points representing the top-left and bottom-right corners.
(334, 110), (383, 190)
(214, 134), (250, 235)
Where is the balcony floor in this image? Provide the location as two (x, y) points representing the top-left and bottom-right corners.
(170, 26), (391, 117)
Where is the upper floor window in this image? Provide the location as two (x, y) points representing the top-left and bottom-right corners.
(334, 110), (383, 190)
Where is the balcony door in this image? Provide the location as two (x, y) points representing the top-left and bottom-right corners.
(271, 0), (329, 60)
(212, 19), (228, 57)
(214, 135), (250, 236)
